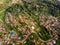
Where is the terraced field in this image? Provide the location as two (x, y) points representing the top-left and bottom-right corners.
(0, 0), (60, 45)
